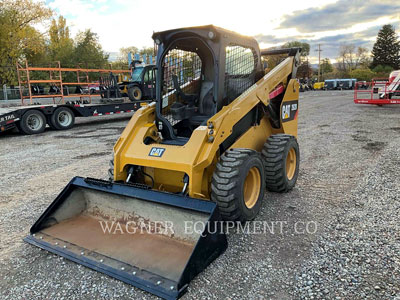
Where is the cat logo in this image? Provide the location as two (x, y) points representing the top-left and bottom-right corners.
(149, 147), (166, 157)
(282, 104), (291, 120)
(281, 100), (298, 123)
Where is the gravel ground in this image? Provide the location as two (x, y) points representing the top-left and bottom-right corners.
(0, 90), (399, 299)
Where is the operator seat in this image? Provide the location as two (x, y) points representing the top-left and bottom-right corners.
(190, 81), (214, 126)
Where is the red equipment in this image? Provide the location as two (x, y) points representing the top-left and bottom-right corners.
(354, 70), (400, 105)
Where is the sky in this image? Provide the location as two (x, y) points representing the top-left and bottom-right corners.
(45, 0), (400, 63)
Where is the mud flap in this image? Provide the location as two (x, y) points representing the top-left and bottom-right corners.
(24, 177), (227, 300)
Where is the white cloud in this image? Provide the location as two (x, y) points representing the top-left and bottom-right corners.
(47, 0), (337, 53)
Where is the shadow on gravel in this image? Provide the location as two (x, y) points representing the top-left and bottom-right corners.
(73, 116), (132, 128)
(54, 133), (117, 139)
(97, 126), (126, 131)
(74, 129), (97, 135)
(73, 152), (110, 159)
(362, 141), (386, 151)
(103, 139), (118, 147)
(352, 135), (370, 143)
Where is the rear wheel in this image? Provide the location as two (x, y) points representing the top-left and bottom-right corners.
(262, 134), (300, 192)
(211, 149), (265, 221)
(50, 107), (75, 130)
(19, 110), (46, 135)
(128, 86), (142, 101)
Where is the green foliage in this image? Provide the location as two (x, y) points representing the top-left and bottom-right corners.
(0, 1), (113, 85)
(349, 68), (376, 81)
(297, 61), (312, 79)
(74, 29), (109, 68)
(49, 16), (74, 66)
(320, 58), (333, 74)
(372, 64), (394, 78)
(0, 0), (53, 84)
(371, 24), (400, 69)
(282, 41), (310, 57)
(139, 47), (155, 57)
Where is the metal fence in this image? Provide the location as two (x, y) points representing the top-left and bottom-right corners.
(0, 85), (21, 101)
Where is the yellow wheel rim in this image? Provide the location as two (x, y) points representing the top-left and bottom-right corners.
(286, 148), (297, 180)
(243, 167), (261, 209)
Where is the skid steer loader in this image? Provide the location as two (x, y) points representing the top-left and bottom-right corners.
(25, 25), (301, 299)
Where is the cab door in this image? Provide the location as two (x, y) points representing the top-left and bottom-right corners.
(142, 67), (156, 99)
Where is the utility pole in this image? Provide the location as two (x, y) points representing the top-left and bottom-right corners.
(315, 44), (322, 82)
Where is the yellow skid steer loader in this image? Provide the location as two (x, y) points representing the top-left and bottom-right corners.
(25, 25), (301, 299)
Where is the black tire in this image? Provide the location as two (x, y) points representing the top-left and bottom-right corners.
(262, 134), (300, 193)
(50, 107), (75, 130)
(128, 86), (142, 101)
(108, 158), (114, 181)
(46, 116), (58, 130)
(211, 149), (265, 222)
(19, 110), (46, 135)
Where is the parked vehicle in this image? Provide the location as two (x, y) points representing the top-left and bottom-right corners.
(313, 82), (324, 90)
(324, 79), (337, 90)
(0, 101), (141, 135)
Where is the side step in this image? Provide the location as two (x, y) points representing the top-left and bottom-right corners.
(24, 177), (227, 299)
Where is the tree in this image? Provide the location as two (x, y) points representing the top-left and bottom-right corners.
(372, 64), (393, 78)
(49, 16), (74, 66)
(0, 0), (53, 84)
(139, 47), (155, 57)
(320, 58), (333, 74)
(371, 24), (400, 69)
(118, 46), (139, 62)
(349, 68), (376, 81)
(282, 41), (310, 58)
(74, 29), (109, 69)
(337, 44), (370, 72)
(297, 60), (312, 79)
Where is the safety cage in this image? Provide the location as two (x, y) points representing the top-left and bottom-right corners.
(153, 25), (263, 141)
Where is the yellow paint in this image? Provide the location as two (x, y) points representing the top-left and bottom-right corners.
(113, 57), (299, 200)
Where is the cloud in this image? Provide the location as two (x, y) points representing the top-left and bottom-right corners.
(280, 0), (400, 32)
(46, 0), (400, 61)
(254, 24), (400, 62)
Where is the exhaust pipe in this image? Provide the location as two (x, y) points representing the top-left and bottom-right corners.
(25, 177), (227, 299)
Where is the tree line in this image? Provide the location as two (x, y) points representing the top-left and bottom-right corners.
(266, 24), (400, 82)
(0, 0), (111, 85)
(0, 0), (154, 85)
(324, 24), (399, 81)
(1, 0), (399, 85)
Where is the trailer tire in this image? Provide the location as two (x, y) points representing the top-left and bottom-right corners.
(211, 149), (265, 222)
(19, 110), (46, 135)
(50, 107), (75, 130)
(128, 86), (142, 101)
(262, 134), (300, 193)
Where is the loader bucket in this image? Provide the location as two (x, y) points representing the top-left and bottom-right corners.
(24, 177), (227, 299)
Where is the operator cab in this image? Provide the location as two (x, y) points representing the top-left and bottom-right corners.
(152, 25), (263, 143)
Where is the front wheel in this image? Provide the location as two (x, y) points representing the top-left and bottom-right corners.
(128, 86), (142, 101)
(211, 149), (265, 222)
(262, 134), (300, 193)
(19, 110), (46, 135)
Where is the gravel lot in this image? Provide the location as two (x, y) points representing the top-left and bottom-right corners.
(0, 90), (399, 299)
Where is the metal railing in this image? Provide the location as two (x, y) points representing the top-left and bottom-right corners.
(0, 85), (21, 101)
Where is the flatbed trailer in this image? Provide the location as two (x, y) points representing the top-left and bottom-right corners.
(0, 100), (142, 135)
